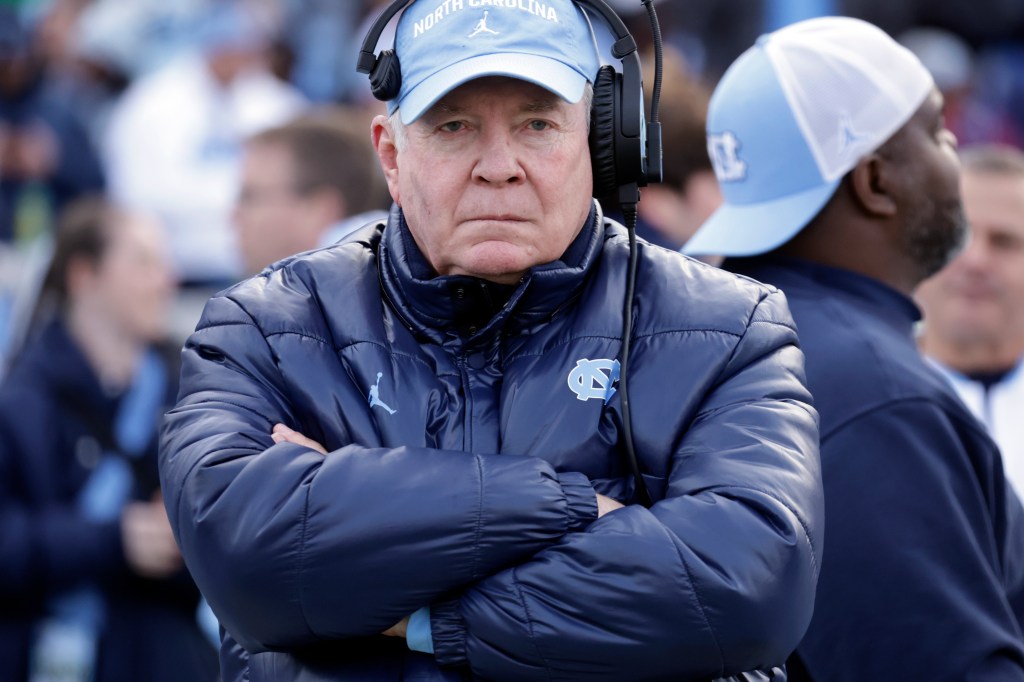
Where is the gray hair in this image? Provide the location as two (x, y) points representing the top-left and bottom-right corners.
(388, 82), (595, 152)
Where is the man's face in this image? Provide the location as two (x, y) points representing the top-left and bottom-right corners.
(891, 89), (967, 280)
(916, 169), (1024, 347)
(375, 77), (594, 285)
(234, 141), (324, 275)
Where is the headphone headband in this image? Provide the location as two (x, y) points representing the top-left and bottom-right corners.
(356, 1), (408, 76)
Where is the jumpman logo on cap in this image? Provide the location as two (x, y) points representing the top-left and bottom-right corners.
(468, 11), (499, 38)
(838, 114), (869, 160)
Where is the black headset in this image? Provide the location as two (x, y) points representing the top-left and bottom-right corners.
(356, 0), (662, 201)
(357, 0), (663, 508)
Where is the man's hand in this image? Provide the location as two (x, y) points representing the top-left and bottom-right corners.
(597, 493), (624, 517)
(382, 616), (410, 638)
(121, 499), (183, 579)
(272, 423), (327, 454)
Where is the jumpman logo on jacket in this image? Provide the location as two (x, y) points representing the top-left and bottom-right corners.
(368, 372), (397, 414)
(468, 11), (499, 38)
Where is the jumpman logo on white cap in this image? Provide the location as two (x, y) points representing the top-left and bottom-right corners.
(838, 114), (869, 160)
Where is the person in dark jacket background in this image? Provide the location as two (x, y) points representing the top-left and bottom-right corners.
(160, 1), (823, 680)
(0, 197), (217, 681)
(685, 17), (1024, 681)
(0, 8), (105, 245)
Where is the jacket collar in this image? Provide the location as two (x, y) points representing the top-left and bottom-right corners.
(379, 202), (605, 346)
(10, 318), (118, 418)
(726, 255), (922, 337)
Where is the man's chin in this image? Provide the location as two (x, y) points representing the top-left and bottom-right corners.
(947, 311), (1004, 341)
(455, 245), (535, 284)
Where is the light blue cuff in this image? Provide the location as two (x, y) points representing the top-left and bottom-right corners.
(406, 606), (434, 654)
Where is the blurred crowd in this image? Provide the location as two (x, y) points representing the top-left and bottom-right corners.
(1, 0), (1023, 357)
(0, 0), (1023, 679)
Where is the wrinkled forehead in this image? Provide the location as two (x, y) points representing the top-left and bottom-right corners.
(421, 76), (571, 118)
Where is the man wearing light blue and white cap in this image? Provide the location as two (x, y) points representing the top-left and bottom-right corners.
(160, 2), (825, 680)
(687, 16), (1024, 681)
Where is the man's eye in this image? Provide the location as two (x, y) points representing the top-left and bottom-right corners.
(440, 121), (464, 133)
(528, 120), (551, 131)
(992, 233), (1023, 252)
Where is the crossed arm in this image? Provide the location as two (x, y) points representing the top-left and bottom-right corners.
(159, 291), (822, 680)
(269, 422), (625, 640)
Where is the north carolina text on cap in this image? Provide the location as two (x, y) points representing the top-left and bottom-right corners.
(413, 0), (560, 38)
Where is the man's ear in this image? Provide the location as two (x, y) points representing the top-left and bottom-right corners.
(848, 152), (899, 218)
(372, 115), (402, 207)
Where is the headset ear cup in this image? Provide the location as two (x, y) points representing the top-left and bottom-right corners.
(589, 65), (619, 199)
(369, 49), (402, 101)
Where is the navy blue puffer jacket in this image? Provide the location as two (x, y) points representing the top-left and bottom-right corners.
(160, 206), (822, 681)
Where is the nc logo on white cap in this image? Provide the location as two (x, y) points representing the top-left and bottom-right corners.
(708, 131), (747, 183)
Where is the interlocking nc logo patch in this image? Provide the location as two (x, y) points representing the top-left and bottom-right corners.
(567, 359), (621, 404)
(707, 131), (747, 182)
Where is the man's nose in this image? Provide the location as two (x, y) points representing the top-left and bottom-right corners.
(472, 129), (525, 185)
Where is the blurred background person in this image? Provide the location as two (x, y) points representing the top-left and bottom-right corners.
(0, 197), (217, 682)
(38, 0), (134, 158)
(102, 0), (305, 286)
(604, 0), (764, 83)
(72, 0), (214, 83)
(276, 0), (365, 104)
(634, 46), (722, 251)
(234, 106), (391, 276)
(917, 144), (1024, 496)
(0, 1), (107, 379)
(900, 28), (1021, 148)
(0, 4), (104, 246)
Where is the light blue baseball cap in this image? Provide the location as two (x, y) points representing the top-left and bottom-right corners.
(683, 17), (934, 258)
(389, 0), (602, 124)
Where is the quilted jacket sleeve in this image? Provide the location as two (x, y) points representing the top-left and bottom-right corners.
(159, 294), (598, 654)
(428, 290), (823, 681)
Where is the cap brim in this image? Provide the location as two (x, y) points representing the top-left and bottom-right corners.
(682, 179), (841, 258)
(398, 52), (589, 124)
